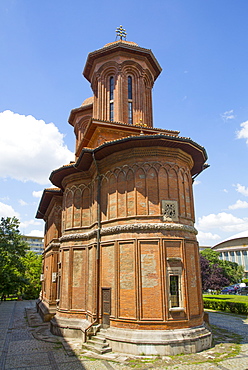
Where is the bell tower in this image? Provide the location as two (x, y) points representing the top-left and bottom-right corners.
(83, 27), (161, 127)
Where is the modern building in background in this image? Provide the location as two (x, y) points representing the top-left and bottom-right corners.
(199, 245), (212, 252)
(36, 30), (211, 355)
(212, 232), (248, 279)
(22, 235), (43, 255)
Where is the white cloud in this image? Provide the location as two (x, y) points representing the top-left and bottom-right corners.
(193, 180), (201, 186)
(32, 190), (43, 198)
(221, 109), (235, 121)
(234, 183), (248, 197)
(236, 120), (248, 143)
(197, 212), (248, 233)
(19, 199), (28, 206)
(0, 110), (74, 184)
(25, 229), (44, 237)
(229, 200), (248, 210)
(0, 201), (20, 218)
(197, 230), (221, 245)
(20, 219), (42, 229)
(0, 196), (9, 201)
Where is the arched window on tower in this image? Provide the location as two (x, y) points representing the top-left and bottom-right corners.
(109, 76), (114, 121)
(128, 76), (133, 124)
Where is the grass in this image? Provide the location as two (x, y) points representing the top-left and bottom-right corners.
(80, 356), (99, 361)
(203, 293), (248, 315)
(203, 293), (248, 304)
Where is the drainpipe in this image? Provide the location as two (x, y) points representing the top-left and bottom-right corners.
(72, 156), (102, 341)
(92, 151), (101, 327)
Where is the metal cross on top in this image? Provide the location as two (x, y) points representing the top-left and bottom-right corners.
(116, 25), (127, 40)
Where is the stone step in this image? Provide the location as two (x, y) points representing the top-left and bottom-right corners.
(82, 342), (112, 355)
(84, 327), (112, 355)
(88, 335), (106, 344)
(87, 339), (109, 349)
(99, 328), (107, 333)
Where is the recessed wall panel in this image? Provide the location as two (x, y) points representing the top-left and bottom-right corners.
(87, 247), (95, 313)
(140, 241), (163, 320)
(60, 249), (69, 309)
(185, 243), (201, 316)
(119, 242), (136, 319)
(101, 244), (115, 317)
(71, 249), (86, 310)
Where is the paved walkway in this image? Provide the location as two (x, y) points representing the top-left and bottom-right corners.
(0, 300), (248, 369)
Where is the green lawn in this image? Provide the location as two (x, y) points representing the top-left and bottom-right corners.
(203, 294), (248, 304)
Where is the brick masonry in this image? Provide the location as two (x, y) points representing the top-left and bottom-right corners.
(36, 39), (211, 354)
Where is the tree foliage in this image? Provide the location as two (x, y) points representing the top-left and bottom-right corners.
(22, 251), (42, 299)
(0, 217), (28, 297)
(200, 249), (219, 264)
(200, 254), (229, 291)
(0, 217), (42, 299)
(200, 248), (244, 291)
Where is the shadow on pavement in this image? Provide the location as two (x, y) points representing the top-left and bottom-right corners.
(0, 300), (89, 369)
(208, 310), (248, 344)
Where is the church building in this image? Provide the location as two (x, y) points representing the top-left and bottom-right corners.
(36, 28), (212, 355)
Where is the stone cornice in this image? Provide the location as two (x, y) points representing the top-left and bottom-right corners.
(44, 242), (60, 253)
(60, 223), (197, 242)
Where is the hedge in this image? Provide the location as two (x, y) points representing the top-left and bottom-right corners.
(203, 298), (248, 315)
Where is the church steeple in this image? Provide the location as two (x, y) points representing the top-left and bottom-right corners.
(83, 30), (162, 127)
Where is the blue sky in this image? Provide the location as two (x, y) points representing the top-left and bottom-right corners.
(1, 0), (248, 246)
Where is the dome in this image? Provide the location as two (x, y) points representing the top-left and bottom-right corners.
(103, 40), (138, 48)
(81, 96), (93, 107)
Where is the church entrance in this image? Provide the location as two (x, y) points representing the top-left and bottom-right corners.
(102, 288), (111, 328)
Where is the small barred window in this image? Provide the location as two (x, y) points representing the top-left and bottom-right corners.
(162, 200), (178, 221)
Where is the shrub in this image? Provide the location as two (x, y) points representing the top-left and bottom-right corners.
(203, 298), (248, 315)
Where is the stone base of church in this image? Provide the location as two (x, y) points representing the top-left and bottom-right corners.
(47, 311), (212, 356)
(50, 317), (91, 342)
(36, 299), (56, 322)
(105, 325), (212, 356)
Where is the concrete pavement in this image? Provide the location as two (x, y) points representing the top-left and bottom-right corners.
(0, 300), (248, 369)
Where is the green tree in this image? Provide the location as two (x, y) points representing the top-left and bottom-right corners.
(200, 248), (244, 287)
(0, 217), (28, 298)
(22, 251), (42, 299)
(218, 260), (244, 284)
(200, 249), (220, 264)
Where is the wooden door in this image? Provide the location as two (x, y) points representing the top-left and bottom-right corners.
(102, 288), (111, 328)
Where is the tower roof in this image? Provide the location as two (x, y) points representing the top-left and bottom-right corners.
(83, 40), (162, 82)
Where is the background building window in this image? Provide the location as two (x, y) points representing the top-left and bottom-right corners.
(224, 251), (229, 261)
(236, 250), (242, 265)
(243, 251), (248, 271)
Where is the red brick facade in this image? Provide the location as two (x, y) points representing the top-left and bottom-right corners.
(36, 39), (211, 354)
